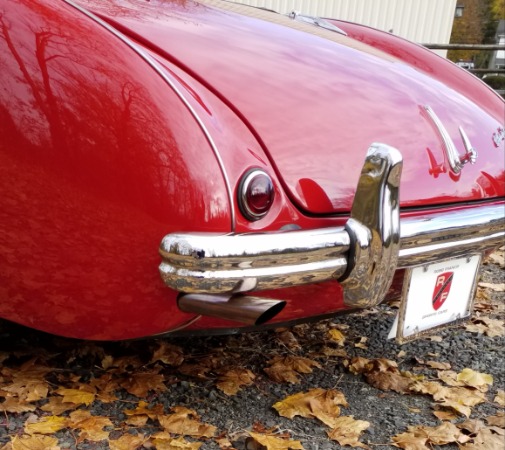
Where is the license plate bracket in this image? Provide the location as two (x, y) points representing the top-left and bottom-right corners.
(392, 254), (481, 343)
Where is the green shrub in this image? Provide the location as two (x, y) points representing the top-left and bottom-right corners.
(483, 75), (505, 90)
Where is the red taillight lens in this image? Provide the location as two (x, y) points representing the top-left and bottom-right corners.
(238, 170), (275, 221)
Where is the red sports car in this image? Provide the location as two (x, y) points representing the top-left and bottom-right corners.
(1, 0), (503, 340)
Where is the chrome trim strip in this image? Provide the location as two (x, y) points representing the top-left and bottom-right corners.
(62, 0), (236, 230)
(160, 202), (504, 297)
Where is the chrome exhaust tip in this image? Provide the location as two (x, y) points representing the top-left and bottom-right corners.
(178, 293), (286, 326)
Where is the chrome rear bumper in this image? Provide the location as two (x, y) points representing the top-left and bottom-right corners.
(159, 144), (504, 309)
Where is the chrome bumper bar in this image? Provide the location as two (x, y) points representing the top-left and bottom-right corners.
(159, 144), (504, 309)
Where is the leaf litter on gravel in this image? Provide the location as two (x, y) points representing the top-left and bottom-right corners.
(0, 250), (503, 449)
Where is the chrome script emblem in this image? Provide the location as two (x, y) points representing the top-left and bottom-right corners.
(423, 105), (478, 174)
(493, 126), (505, 148)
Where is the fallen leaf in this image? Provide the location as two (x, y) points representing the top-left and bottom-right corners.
(273, 388), (347, 428)
(459, 428), (504, 449)
(426, 361), (451, 370)
(436, 370), (465, 387)
(478, 282), (505, 292)
(216, 368), (255, 396)
(493, 389), (505, 406)
(109, 434), (145, 450)
(24, 416), (67, 435)
(151, 342), (184, 366)
(366, 371), (412, 394)
(327, 329), (346, 346)
(320, 346), (348, 358)
(486, 412), (505, 428)
(39, 397), (76, 415)
(121, 372), (166, 397)
(407, 422), (464, 445)
(326, 416), (370, 448)
(67, 410), (113, 442)
(124, 400), (164, 420)
(55, 388), (95, 406)
(276, 331), (301, 351)
(354, 337), (368, 350)
(152, 434), (202, 450)
(433, 409), (458, 421)
(11, 435), (60, 450)
(158, 406), (216, 438)
(0, 397), (36, 413)
(264, 356), (321, 384)
(347, 357), (370, 375)
(457, 419), (487, 434)
(391, 431), (428, 450)
(247, 432), (304, 450)
(456, 368), (493, 390)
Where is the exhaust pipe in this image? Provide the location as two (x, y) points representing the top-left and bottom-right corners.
(178, 293), (286, 326)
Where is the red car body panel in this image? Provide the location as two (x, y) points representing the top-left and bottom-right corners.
(0, 0), (503, 340)
(81, 0), (505, 214)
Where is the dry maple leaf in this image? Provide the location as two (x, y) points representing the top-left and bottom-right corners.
(0, 397), (36, 413)
(457, 368), (493, 389)
(478, 282), (505, 292)
(457, 419), (488, 435)
(326, 416), (370, 448)
(124, 400), (164, 420)
(320, 346), (348, 358)
(486, 412), (505, 428)
(10, 434), (60, 450)
(347, 357), (370, 375)
(466, 317), (504, 338)
(151, 434), (203, 450)
(39, 397), (76, 416)
(425, 361), (451, 370)
(67, 409), (113, 442)
(494, 390), (505, 406)
(24, 416), (67, 435)
(151, 342), (184, 366)
(247, 432), (304, 450)
(327, 329), (346, 346)
(407, 422), (465, 445)
(121, 371), (166, 397)
(216, 368), (255, 396)
(365, 371), (413, 394)
(433, 409), (458, 421)
(55, 388), (95, 406)
(158, 406), (216, 438)
(391, 431), (428, 450)
(436, 370), (466, 387)
(109, 433), (145, 450)
(354, 337), (368, 349)
(273, 388), (347, 428)
(459, 428), (504, 449)
(264, 356), (321, 384)
(276, 331), (301, 350)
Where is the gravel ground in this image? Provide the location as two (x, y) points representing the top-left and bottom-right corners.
(0, 252), (503, 449)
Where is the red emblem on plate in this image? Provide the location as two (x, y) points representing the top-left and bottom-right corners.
(432, 272), (454, 310)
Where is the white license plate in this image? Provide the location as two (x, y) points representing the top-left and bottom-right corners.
(390, 254), (481, 342)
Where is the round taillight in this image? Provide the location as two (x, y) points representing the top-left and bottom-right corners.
(238, 169), (275, 221)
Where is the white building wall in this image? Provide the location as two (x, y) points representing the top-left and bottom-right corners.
(233, 0), (457, 55)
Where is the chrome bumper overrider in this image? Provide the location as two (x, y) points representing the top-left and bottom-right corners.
(159, 144), (505, 310)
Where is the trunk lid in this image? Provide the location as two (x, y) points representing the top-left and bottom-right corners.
(80, 0), (505, 214)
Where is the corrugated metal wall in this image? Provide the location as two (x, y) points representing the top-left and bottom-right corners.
(233, 0), (457, 53)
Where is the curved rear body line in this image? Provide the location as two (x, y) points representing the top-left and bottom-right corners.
(63, 0), (236, 230)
